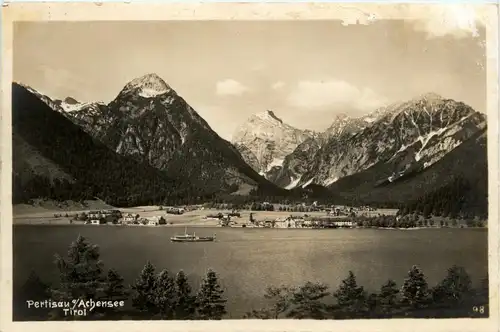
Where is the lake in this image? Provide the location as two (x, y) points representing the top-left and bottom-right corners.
(13, 225), (488, 318)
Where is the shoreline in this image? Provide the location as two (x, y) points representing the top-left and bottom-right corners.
(11, 222), (486, 230)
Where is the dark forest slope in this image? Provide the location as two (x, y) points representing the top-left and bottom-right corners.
(12, 83), (199, 206)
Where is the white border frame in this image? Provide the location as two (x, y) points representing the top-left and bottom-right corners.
(1, 3), (498, 332)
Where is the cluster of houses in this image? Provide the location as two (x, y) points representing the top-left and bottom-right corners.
(276, 202), (377, 216)
(327, 207), (354, 217)
(322, 204), (376, 216)
(85, 210), (122, 225)
(262, 216), (355, 229)
(205, 210), (241, 222)
(84, 210), (167, 226)
(165, 207), (185, 215)
(163, 205), (205, 214)
(217, 213), (355, 229)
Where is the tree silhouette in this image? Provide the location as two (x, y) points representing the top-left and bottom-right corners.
(333, 271), (367, 318)
(103, 269), (127, 301)
(432, 265), (472, 305)
(264, 286), (295, 319)
(131, 261), (158, 315)
(52, 235), (105, 301)
(174, 270), (196, 319)
(400, 265), (429, 310)
(16, 271), (51, 320)
(287, 282), (329, 319)
(196, 269), (227, 319)
(154, 269), (176, 319)
(50, 235), (106, 320)
(377, 279), (399, 316)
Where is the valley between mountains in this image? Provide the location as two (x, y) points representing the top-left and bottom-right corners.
(12, 73), (488, 217)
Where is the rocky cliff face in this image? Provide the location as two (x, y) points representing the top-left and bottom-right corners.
(267, 137), (323, 189)
(327, 126), (487, 209)
(295, 94), (486, 188)
(232, 110), (314, 178)
(17, 74), (487, 208)
(44, 74), (286, 196)
(271, 112), (374, 188)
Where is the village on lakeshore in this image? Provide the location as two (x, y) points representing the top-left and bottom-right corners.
(55, 203), (379, 228)
(17, 199), (485, 229)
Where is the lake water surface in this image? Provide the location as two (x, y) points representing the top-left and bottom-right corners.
(13, 226), (488, 318)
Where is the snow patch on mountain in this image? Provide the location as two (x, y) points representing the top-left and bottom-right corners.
(138, 87), (169, 98)
(61, 101), (106, 113)
(161, 96), (176, 106)
(121, 73), (171, 98)
(362, 116), (377, 123)
(388, 171), (405, 183)
(302, 178), (313, 188)
(397, 143), (410, 153)
(285, 176), (302, 189)
(414, 127), (448, 161)
(324, 177), (339, 186)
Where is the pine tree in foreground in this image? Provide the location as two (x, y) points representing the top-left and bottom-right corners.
(333, 271), (367, 318)
(16, 271), (51, 320)
(131, 261), (158, 316)
(100, 268), (128, 318)
(50, 235), (106, 320)
(52, 235), (105, 301)
(104, 269), (128, 301)
(154, 269), (177, 319)
(174, 270), (196, 319)
(264, 286), (295, 319)
(377, 279), (400, 316)
(366, 293), (379, 315)
(432, 265), (472, 305)
(20, 270), (50, 301)
(287, 282), (329, 319)
(196, 269), (227, 320)
(400, 265), (429, 310)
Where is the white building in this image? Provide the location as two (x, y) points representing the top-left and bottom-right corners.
(333, 220), (355, 228)
(122, 213), (137, 224)
(274, 216), (305, 228)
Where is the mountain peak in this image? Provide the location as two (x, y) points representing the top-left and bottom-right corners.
(333, 113), (350, 121)
(254, 110), (283, 124)
(417, 92), (444, 101)
(121, 73), (172, 98)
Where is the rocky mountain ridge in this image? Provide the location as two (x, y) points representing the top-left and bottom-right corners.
(18, 74), (288, 197)
(232, 110), (315, 178)
(15, 75), (487, 214)
(265, 94), (486, 190)
(12, 82), (194, 206)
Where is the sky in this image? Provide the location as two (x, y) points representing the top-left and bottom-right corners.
(14, 18), (486, 140)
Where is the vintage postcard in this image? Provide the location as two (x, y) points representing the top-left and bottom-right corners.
(1, 2), (498, 332)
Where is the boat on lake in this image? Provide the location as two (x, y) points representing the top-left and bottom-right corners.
(170, 227), (216, 242)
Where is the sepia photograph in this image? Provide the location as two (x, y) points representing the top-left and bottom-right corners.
(1, 2), (498, 330)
